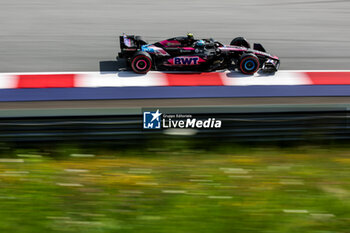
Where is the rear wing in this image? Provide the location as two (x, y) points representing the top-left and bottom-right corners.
(120, 34), (138, 50)
(119, 34), (148, 49)
(118, 34), (147, 58)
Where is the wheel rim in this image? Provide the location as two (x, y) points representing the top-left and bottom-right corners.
(136, 59), (147, 70)
(132, 55), (152, 73)
(244, 59), (256, 71)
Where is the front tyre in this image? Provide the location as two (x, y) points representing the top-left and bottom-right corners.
(131, 52), (152, 74)
(238, 53), (260, 75)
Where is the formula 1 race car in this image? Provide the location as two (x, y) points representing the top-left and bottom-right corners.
(117, 33), (280, 75)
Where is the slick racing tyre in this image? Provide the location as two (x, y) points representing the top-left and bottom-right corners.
(230, 37), (251, 48)
(131, 52), (152, 74)
(238, 53), (260, 75)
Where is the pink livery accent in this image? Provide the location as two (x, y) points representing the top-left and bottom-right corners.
(147, 45), (169, 56)
(219, 46), (248, 52)
(167, 56), (206, 66)
(182, 47), (195, 50)
(253, 50), (279, 60)
(159, 40), (181, 47)
(123, 35), (132, 47)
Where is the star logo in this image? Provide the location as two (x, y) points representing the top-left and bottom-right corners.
(151, 109), (162, 122)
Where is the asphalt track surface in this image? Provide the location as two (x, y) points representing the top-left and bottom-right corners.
(1, 0), (350, 72)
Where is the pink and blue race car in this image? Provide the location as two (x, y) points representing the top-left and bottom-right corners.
(117, 33), (280, 75)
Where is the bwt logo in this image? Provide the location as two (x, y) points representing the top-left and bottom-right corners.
(143, 109), (162, 129)
(173, 56), (200, 65)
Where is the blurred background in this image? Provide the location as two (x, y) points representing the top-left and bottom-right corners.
(0, 0), (350, 232)
(0, 0), (350, 72)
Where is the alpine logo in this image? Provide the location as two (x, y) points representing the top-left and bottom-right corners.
(172, 56), (200, 65)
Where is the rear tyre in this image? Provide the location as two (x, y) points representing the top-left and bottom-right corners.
(131, 52), (152, 74)
(238, 53), (260, 75)
(230, 37), (251, 48)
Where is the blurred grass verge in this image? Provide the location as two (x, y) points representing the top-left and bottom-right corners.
(0, 140), (349, 233)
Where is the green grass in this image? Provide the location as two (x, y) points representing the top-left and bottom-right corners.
(0, 143), (350, 232)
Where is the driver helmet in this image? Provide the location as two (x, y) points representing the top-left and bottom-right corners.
(195, 40), (205, 47)
(187, 33), (194, 41)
